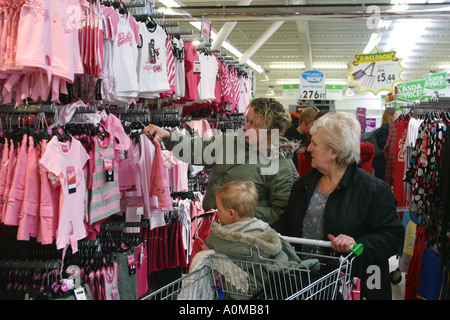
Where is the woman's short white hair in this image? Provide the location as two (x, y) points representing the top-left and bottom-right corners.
(310, 112), (361, 166)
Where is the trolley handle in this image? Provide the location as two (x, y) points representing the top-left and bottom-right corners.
(279, 235), (364, 256)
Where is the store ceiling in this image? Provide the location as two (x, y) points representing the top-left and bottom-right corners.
(152, 0), (450, 100)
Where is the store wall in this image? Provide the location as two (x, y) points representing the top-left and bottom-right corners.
(278, 91), (387, 129)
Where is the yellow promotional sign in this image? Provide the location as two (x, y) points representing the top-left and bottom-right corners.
(347, 47), (405, 95)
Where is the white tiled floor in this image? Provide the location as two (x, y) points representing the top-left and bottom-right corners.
(389, 256), (406, 300)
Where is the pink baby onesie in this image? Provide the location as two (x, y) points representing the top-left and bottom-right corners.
(39, 136), (90, 253)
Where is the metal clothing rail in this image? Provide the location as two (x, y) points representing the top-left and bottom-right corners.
(100, 221), (148, 232)
(404, 97), (450, 109)
(0, 104), (57, 114)
(0, 259), (62, 270)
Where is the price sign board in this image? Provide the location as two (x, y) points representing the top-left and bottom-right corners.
(283, 84), (300, 99)
(424, 72), (447, 90)
(347, 47), (405, 95)
(300, 70), (326, 100)
(396, 79), (427, 102)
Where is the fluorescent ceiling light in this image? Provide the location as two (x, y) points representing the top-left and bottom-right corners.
(270, 64), (305, 69)
(313, 64), (348, 69)
(277, 80), (298, 85)
(270, 64), (347, 69)
(276, 79), (348, 85)
(325, 79), (348, 85)
(383, 19), (431, 62)
(439, 65), (450, 69)
(158, 0), (181, 7)
(245, 60), (264, 74)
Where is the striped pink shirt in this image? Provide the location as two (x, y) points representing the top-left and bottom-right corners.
(87, 134), (121, 224)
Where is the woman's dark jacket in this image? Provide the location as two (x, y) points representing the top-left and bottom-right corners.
(372, 123), (390, 169)
(273, 163), (404, 300)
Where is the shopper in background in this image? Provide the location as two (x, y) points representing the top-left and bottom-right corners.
(144, 98), (299, 225)
(296, 110), (330, 177)
(372, 108), (400, 180)
(283, 106), (319, 167)
(274, 112), (404, 300)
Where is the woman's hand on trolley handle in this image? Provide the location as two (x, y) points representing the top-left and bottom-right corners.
(144, 124), (170, 141)
(327, 234), (356, 253)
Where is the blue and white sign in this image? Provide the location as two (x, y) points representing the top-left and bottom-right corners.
(300, 70), (326, 100)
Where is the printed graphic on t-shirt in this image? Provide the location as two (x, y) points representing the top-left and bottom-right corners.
(118, 32), (133, 47)
(143, 39), (162, 73)
(30, 0), (49, 20)
(66, 165), (77, 194)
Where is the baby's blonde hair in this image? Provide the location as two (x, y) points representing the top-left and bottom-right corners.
(217, 181), (258, 218)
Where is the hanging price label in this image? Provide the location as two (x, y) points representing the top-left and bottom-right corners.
(347, 47), (405, 95)
(300, 90), (326, 100)
(299, 70), (326, 100)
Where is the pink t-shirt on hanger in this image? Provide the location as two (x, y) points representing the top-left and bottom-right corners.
(184, 42), (201, 102)
(39, 136), (90, 253)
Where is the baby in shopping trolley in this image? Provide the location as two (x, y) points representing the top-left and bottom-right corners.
(188, 180), (321, 300)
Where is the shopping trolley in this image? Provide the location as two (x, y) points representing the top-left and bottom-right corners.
(141, 236), (364, 301)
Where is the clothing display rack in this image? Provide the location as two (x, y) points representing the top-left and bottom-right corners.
(385, 96), (450, 300)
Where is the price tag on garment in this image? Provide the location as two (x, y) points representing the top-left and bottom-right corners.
(100, 109), (108, 122)
(66, 166), (77, 194)
(74, 287), (87, 300)
(216, 69), (220, 81)
(148, 40), (157, 63)
(194, 61), (201, 74)
(127, 255), (136, 275)
(104, 158), (114, 182)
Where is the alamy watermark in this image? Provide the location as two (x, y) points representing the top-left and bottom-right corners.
(170, 128), (281, 175)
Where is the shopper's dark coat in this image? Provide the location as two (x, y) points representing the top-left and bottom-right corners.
(273, 163), (404, 300)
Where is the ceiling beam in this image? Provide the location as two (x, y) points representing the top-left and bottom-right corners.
(210, 0), (253, 50)
(239, 21), (284, 63)
(162, 3), (450, 22)
(296, 21), (312, 70)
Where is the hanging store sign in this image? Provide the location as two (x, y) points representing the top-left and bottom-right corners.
(282, 84), (300, 99)
(299, 70), (326, 100)
(201, 16), (211, 39)
(424, 72), (447, 90)
(356, 107), (366, 135)
(396, 79), (427, 102)
(326, 84), (343, 100)
(347, 47), (405, 95)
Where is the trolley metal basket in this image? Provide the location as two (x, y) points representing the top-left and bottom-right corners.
(141, 236), (363, 301)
